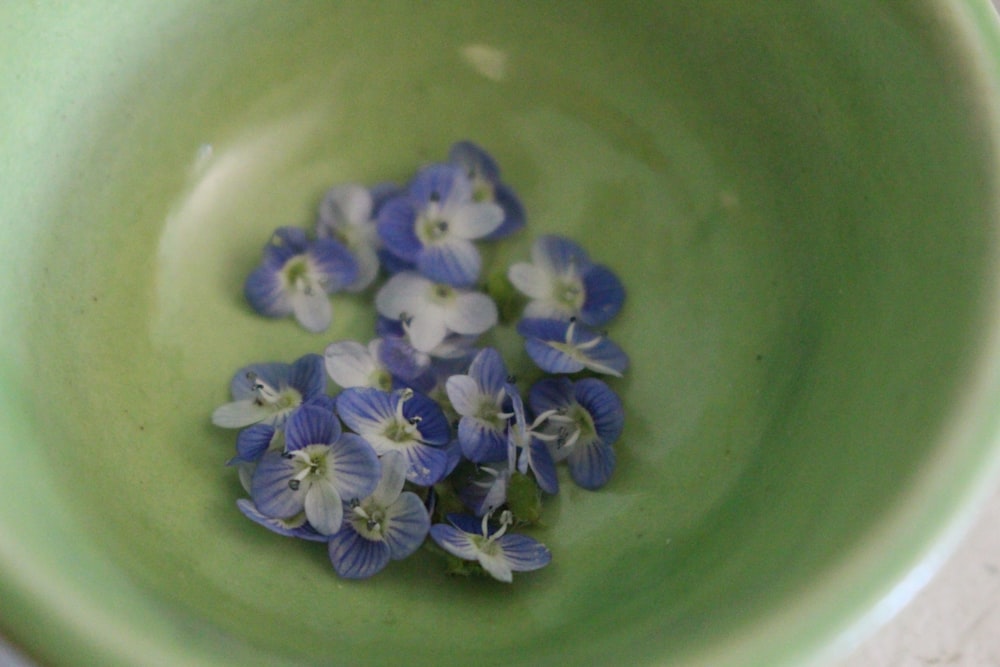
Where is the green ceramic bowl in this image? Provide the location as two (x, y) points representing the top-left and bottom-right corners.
(4, 2), (1000, 665)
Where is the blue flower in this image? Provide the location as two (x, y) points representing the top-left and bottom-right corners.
(316, 184), (382, 292)
(244, 227), (359, 332)
(528, 377), (624, 490)
(516, 317), (628, 377)
(375, 271), (498, 353)
(430, 511), (551, 583)
(236, 498), (328, 542)
(377, 163), (504, 287)
(327, 451), (431, 579)
(507, 235), (625, 327)
(250, 404), (381, 535)
(336, 387), (452, 486)
(447, 141), (525, 240)
(228, 423), (280, 464)
(445, 347), (512, 463)
(324, 339), (395, 391)
(211, 353), (327, 429)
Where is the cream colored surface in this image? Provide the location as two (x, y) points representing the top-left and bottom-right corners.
(839, 482), (1000, 666)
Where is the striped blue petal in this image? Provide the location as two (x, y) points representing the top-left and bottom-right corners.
(327, 433), (381, 502)
(328, 526), (392, 579)
(250, 451), (307, 519)
(382, 492), (430, 560)
(496, 533), (552, 572)
(236, 499), (327, 542)
(377, 196), (421, 261)
(579, 263), (625, 327)
(574, 378), (624, 445)
(417, 239), (481, 287)
(566, 438), (616, 490)
(284, 404), (340, 451)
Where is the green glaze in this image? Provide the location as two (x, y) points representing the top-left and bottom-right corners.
(3, 1), (1000, 665)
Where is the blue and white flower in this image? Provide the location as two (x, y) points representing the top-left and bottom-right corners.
(375, 271), (498, 353)
(448, 141), (525, 240)
(507, 235), (625, 327)
(250, 405), (381, 535)
(336, 387), (452, 486)
(445, 347), (512, 463)
(377, 163), (504, 287)
(212, 353), (328, 429)
(244, 227), (359, 333)
(324, 339), (394, 391)
(327, 451), (431, 579)
(528, 377), (624, 490)
(316, 184), (382, 292)
(430, 511), (551, 583)
(517, 317), (628, 377)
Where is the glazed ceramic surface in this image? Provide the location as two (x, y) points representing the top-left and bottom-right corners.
(3, 2), (1000, 665)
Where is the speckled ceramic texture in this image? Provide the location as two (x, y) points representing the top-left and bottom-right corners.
(3, 2), (1000, 666)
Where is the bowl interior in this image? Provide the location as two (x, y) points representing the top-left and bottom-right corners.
(2, 2), (1000, 665)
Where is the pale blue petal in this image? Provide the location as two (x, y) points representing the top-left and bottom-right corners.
(328, 526), (392, 579)
(497, 533), (552, 572)
(447, 202), (503, 240)
(527, 377), (575, 414)
(324, 340), (377, 388)
(250, 451), (307, 518)
(335, 387), (395, 436)
(288, 353), (326, 399)
(409, 163), (466, 205)
(445, 291), (497, 335)
(458, 418), (508, 463)
(580, 263), (625, 327)
(236, 499), (328, 542)
(328, 433), (381, 503)
(382, 492), (430, 560)
(575, 378), (625, 444)
(317, 183), (373, 233)
(486, 183), (526, 240)
(290, 290), (332, 333)
(527, 439), (559, 495)
(372, 450), (408, 506)
(448, 141), (501, 183)
(534, 235), (591, 275)
(566, 438), (616, 490)
(304, 478), (344, 535)
(244, 264), (291, 317)
(417, 239), (481, 287)
(445, 374), (481, 417)
(400, 443), (450, 486)
(523, 338), (585, 374)
(229, 362), (288, 401)
(430, 524), (480, 561)
(309, 238), (359, 293)
(284, 404), (340, 451)
(468, 347), (507, 395)
(234, 424), (276, 462)
(376, 196), (421, 261)
(375, 271), (430, 321)
(212, 399), (273, 429)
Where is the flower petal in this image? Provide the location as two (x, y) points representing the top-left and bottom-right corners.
(288, 353), (326, 399)
(310, 238), (359, 293)
(496, 533), (552, 572)
(458, 418), (508, 463)
(408, 311), (450, 353)
(417, 240), (481, 287)
(325, 340), (377, 388)
(328, 526), (392, 579)
(335, 387), (395, 436)
(317, 183), (373, 232)
(401, 391), (451, 446)
(445, 291), (497, 335)
(476, 547), (514, 583)
(527, 377), (575, 415)
(399, 443), (450, 486)
(468, 347), (507, 395)
(212, 399), (273, 429)
(409, 163), (467, 205)
(580, 264), (626, 327)
(372, 450), (408, 507)
(236, 499), (327, 542)
(235, 424), (277, 462)
(304, 478), (345, 535)
(375, 272), (429, 321)
(526, 439), (559, 495)
(430, 523), (479, 561)
(445, 374), (481, 417)
(575, 378), (625, 445)
(251, 451), (308, 519)
(327, 433), (381, 502)
(290, 289), (332, 333)
(485, 183), (526, 240)
(507, 263), (552, 301)
(447, 202), (504, 240)
(566, 438), (616, 490)
(284, 404), (340, 451)
(533, 235), (591, 276)
(244, 264), (291, 317)
(377, 197), (421, 261)
(381, 492), (430, 560)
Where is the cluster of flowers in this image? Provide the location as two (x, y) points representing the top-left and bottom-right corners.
(212, 141), (627, 582)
